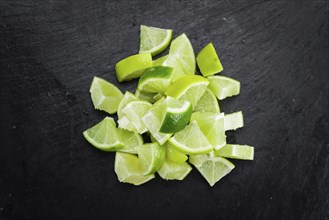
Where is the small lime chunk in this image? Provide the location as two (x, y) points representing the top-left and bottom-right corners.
(196, 43), (223, 76)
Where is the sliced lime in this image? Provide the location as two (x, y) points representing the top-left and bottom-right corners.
(207, 75), (240, 100)
(169, 121), (213, 155)
(115, 53), (153, 82)
(158, 161), (192, 180)
(215, 144), (254, 160)
(194, 88), (220, 113)
(165, 142), (188, 164)
(117, 91), (139, 131)
(196, 43), (223, 76)
(224, 111), (244, 131)
(137, 66), (173, 94)
(153, 55), (168, 66)
(166, 75), (209, 109)
(114, 152), (154, 185)
(191, 112), (226, 150)
(83, 117), (123, 151)
(117, 128), (143, 154)
(137, 143), (165, 175)
(89, 76), (123, 114)
(139, 25), (172, 56)
(135, 89), (157, 103)
(189, 154), (235, 186)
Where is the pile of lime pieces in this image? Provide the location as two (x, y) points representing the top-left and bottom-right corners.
(83, 25), (254, 186)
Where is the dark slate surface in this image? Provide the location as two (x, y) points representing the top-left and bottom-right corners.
(1, 0), (328, 219)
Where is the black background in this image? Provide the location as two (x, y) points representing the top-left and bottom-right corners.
(1, 0), (328, 219)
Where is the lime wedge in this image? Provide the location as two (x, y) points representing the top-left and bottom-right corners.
(114, 152), (155, 185)
(135, 89), (157, 103)
(169, 121), (213, 155)
(189, 154), (235, 186)
(139, 25), (172, 56)
(121, 100), (152, 133)
(191, 112), (226, 150)
(117, 128), (143, 154)
(89, 76), (123, 114)
(153, 93), (164, 101)
(137, 66), (173, 94)
(166, 75), (209, 109)
(194, 88), (220, 113)
(115, 53), (153, 82)
(83, 117), (123, 151)
(224, 111), (244, 131)
(215, 144), (254, 160)
(158, 161), (192, 180)
(137, 143), (165, 175)
(159, 96), (192, 133)
(163, 34), (195, 81)
(196, 43), (223, 76)
(165, 142), (188, 164)
(153, 55), (168, 66)
(117, 91), (139, 131)
(207, 75), (240, 100)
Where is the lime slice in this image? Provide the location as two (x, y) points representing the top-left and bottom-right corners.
(121, 100), (152, 133)
(196, 43), (223, 76)
(158, 161), (192, 180)
(141, 99), (171, 145)
(207, 76), (240, 100)
(115, 53), (153, 82)
(83, 117), (123, 152)
(191, 112), (226, 150)
(114, 152), (155, 185)
(224, 111), (244, 131)
(169, 121), (213, 155)
(165, 142), (188, 164)
(153, 55), (168, 66)
(117, 91), (139, 131)
(137, 143), (165, 175)
(166, 75), (209, 109)
(163, 34), (195, 81)
(137, 66), (173, 94)
(159, 96), (192, 133)
(139, 25), (172, 56)
(194, 88), (220, 113)
(135, 89), (157, 103)
(189, 154), (235, 186)
(117, 128), (144, 154)
(89, 76), (123, 114)
(215, 144), (254, 160)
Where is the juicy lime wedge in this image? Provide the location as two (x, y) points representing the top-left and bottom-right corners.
(83, 117), (123, 151)
(139, 25), (172, 56)
(137, 66), (173, 94)
(169, 121), (213, 155)
(90, 76), (123, 114)
(196, 43), (223, 76)
(158, 161), (192, 180)
(165, 142), (188, 164)
(117, 128), (143, 154)
(191, 112), (226, 150)
(153, 55), (168, 66)
(189, 154), (235, 186)
(121, 100), (152, 133)
(207, 75), (240, 100)
(163, 34), (195, 81)
(117, 91), (139, 131)
(166, 75), (209, 109)
(135, 89), (157, 103)
(159, 96), (192, 133)
(137, 143), (165, 175)
(215, 144), (254, 160)
(114, 152), (155, 185)
(194, 88), (220, 113)
(224, 111), (244, 131)
(115, 53), (153, 82)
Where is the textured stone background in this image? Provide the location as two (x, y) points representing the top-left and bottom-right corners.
(1, 0), (328, 219)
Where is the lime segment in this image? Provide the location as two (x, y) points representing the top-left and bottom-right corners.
(165, 142), (188, 164)
(196, 43), (223, 76)
(158, 161), (192, 180)
(114, 152), (155, 185)
(139, 25), (172, 56)
(135, 89), (157, 103)
(137, 143), (165, 175)
(90, 76), (123, 114)
(115, 53), (153, 82)
(83, 117), (123, 152)
(194, 88), (220, 113)
(189, 154), (235, 186)
(207, 75), (240, 100)
(117, 128), (143, 154)
(215, 144), (254, 160)
(117, 91), (139, 131)
(153, 55), (168, 66)
(224, 111), (244, 131)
